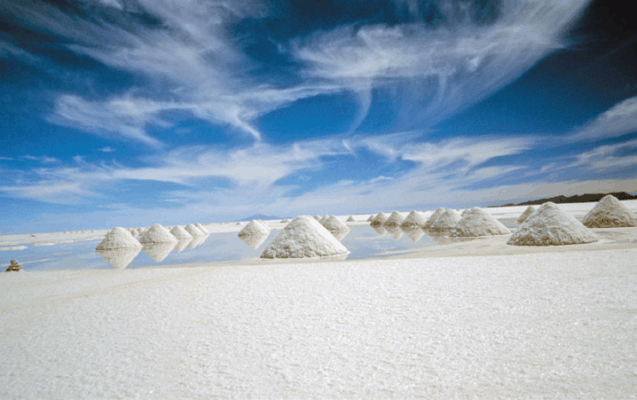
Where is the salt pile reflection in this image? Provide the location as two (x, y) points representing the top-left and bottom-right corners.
(96, 247), (142, 269)
(238, 233), (269, 249)
(142, 243), (175, 262)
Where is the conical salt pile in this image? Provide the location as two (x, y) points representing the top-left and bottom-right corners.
(323, 216), (350, 236)
(507, 202), (599, 246)
(582, 194), (637, 228)
(517, 206), (536, 224)
(347, 216), (355, 222)
(195, 223), (210, 234)
(139, 223), (178, 244)
(96, 227), (142, 250)
(314, 215), (321, 220)
(370, 212), (389, 227)
(428, 209), (461, 231)
(239, 220), (271, 237)
(261, 215), (349, 259)
(185, 223), (205, 237)
(400, 210), (427, 228)
(170, 225), (193, 241)
(423, 208), (445, 229)
(367, 214), (375, 222)
(383, 211), (405, 228)
(320, 215), (329, 223)
(257, 220), (271, 233)
(450, 207), (511, 237)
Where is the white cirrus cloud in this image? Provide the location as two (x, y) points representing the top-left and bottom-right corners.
(567, 96), (637, 142)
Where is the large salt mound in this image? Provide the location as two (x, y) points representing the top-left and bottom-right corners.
(450, 207), (511, 237)
(383, 211), (405, 228)
(370, 212), (389, 227)
(428, 209), (461, 231)
(423, 208), (445, 229)
(238, 220), (271, 237)
(517, 206), (536, 224)
(195, 223), (210, 234)
(582, 194), (637, 228)
(400, 211), (427, 228)
(507, 202), (599, 246)
(185, 224), (205, 237)
(96, 227), (142, 250)
(260, 215), (349, 259)
(139, 224), (178, 244)
(170, 226), (193, 241)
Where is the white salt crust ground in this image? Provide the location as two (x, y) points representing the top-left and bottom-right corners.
(1, 249), (635, 399)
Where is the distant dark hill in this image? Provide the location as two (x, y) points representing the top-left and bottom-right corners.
(493, 192), (637, 207)
(240, 214), (287, 221)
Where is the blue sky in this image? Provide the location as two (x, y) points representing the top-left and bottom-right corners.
(1, 0), (636, 234)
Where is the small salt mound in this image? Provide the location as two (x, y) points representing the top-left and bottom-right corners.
(428, 209), (461, 231)
(170, 226), (193, 241)
(261, 215), (349, 259)
(582, 194), (637, 228)
(239, 220), (270, 237)
(517, 206), (536, 224)
(96, 227), (142, 250)
(383, 211), (405, 228)
(367, 214), (375, 222)
(195, 223), (210, 234)
(142, 243), (175, 262)
(96, 247), (141, 269)
(322, 216), (350, 236)
(507, 202), (599, 246)
(370, 212), (389, 227)
(347, 216), (355, 222)
(450, 207), (511, 237)
(185, 224), (205, 237)
(139, 224), (178, 244)
(320, 215), (329, 223)
(423, 208), (445, 229)
(400, 211), (427, 228)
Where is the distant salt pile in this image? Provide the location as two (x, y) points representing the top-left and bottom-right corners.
(367, 214), (375, 222)
(261, 215), (349, 259)
(582, 194), (637, 228)
(281, 219), (289, 223)
(96, 227), (142, 250)
(239, 220), (271, 237)
(370, 212), (389, 227)
(423, 208), (445, 229)
(450, 207), (511, 237)
(428, 209), (461, 232)
(347, 216), (355, 222)
(5, 260), (22, 272)
(170, 226), (193, 241)
(320, 215), (329, 223)
(322, 216), (350, 241)
(507, 202), (599, 246)
(383, 211), (405, 228)
(195, 223), (210, 234)
(517, 206), (536, 224)
(139, 224), (178, 244)
(314, 215), (321, 220)
(185, 224), (205, 237)
(400, 211), (427, 228)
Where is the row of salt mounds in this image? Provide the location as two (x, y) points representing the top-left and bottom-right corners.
(140, 224), (178, 244)
(423, 208), (445, 229)
(185, 223), (206, 237)
(428, 209), (461, 231)
(170, 225), (193, 241)
(450, 207), (511, 237)
(582, 194), (637, 228)
(322, 216), (350, 241)
(517, 206), (536, 224)
(261, 215), (349, 259)
(400, 210), (427, 228)
(195, 222), (210, 234)
(383, 211), (405, 228)
(96, 227), (142, 250)
(507, 202), (598, 246)
(370, 212), (388, 227)
(238, 220), (271, 237)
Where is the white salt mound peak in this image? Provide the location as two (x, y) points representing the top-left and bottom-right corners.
(423, 207), (445, 229)
(508, 202), (599, 246)
(383, 211), (405, 228)
(256, 220), (271, 233)
(238, 220), (271, 237)
(450, 207), (511, 237)
(428, 209), (461, 231)
(170, 225), (193, 241)
(347, 216), (355, 222)
(195, 223), (210, 234)
(517, 206), (536, 224)
(322, 216), (350, 234)
(400, 210), (427, 228)
(260, 215), (349, 259)
(582, 194), (637, 228)
(139, 224), (178, 244)
(96, 227), (142, 250)
(185, 224), (205, 237)
(370, 212), (389, 226)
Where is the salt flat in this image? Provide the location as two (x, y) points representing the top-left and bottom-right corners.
(1, 249), (636, 399)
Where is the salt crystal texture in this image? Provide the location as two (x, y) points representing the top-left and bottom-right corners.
(508, 202), (599, 246)
(400, 211), (427, 228)
(96, 227), (142, 250)
(260, 216), (349, 259)
(239, 220), (271, 237)
(370, 212), (389, 227)
(195, 223), (210, 234)
(139, 224), (178, 244)
(383, 211), (405, 228)
(582, 195), (637, 228)
(428, 209), (461, 231)
(423, 208), (445, 229)
(450, 207), (511, 237)
(185, 224), (205, 237)
(517, 206), (536, 224)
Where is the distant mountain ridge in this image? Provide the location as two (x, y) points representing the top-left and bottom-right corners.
(493, 192), (637, 207)
(240, 214), (287, 221)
